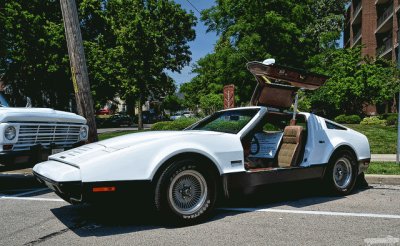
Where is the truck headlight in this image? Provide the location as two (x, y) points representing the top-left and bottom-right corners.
(79, 126), (88, 140)
(5, 126), (16, 140)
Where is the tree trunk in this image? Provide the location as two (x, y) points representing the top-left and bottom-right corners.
(126, 96), (136, 117)
(138, 95), (143, 130)
(59, 0), (98, 142)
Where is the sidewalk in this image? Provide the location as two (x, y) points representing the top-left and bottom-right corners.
(371, 154), (397, 162)
(365, 174), (400, 185)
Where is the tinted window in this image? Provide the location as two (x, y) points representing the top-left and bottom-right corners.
(325, 121), (347, 130)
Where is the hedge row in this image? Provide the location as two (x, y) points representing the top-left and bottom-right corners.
(151, 118), (198, 130)
(334, 115), (361, 124)
(334, 114), (398, 126)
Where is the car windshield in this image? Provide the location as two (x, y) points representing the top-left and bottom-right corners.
(188, 109), (259, 134)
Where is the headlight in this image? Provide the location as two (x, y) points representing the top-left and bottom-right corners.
(79, 126), (88, 140)
(5, 126), (16, 140)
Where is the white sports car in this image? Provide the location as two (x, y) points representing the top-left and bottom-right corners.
(33, 61), (370, 223)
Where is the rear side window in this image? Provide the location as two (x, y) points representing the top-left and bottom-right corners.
(325, 121), (347, 131)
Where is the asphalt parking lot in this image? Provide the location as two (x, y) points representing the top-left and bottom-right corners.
(1, 165), (400, 246)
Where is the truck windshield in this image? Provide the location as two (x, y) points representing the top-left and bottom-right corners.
(187, 109), (259, 134)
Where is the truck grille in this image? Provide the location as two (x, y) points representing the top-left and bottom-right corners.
(14, 122), (83, 151)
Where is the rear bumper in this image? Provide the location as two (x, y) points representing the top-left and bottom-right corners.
(33, 171), (152, 204)
(358, 158), (370, 175)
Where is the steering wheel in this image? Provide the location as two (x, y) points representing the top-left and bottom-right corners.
(250, 135), (260, 155)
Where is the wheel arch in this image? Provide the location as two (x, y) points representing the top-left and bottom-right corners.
(151, 152), (221, 185)
(324, 144), (358, 177)
(330, 144), (358, 161)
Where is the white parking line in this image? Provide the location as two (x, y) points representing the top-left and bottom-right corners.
(219, 207), (400, 219)
(10, 188), (49, 197)
(0, 196), (65, 202)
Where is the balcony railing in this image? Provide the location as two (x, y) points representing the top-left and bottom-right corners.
(377, 4), (394, 27)
(376, 37), (393, 56)
(353, 30), (362, 43)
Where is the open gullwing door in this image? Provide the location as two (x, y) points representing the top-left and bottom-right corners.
(247, 61), (329, 109)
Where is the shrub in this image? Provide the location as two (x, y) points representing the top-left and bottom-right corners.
(360, 116), (387, 126)
(151, 117), (198, 130)
(334, 114), (361, 124)
(381, 113), (397, 119)
(386, 114), (398, 126)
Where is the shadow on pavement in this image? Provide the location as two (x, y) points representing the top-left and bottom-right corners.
(0, 162), (35, 173)
(49, 178), (370, 237)
(0, 174), (44, 193)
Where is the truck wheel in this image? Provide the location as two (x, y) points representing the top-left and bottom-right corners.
(154, 159), (217, 224)
(325, 150), (357, 195)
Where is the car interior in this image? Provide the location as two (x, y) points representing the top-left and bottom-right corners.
(242, 111), (308, 172)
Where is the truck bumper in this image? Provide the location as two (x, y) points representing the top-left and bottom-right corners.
(0, 141), (85, 165)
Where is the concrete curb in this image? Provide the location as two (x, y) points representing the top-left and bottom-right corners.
(365, 174), (400, 186)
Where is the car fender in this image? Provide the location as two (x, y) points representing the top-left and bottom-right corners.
(79, 134), (244, 183)
(322, 129), (370, 164)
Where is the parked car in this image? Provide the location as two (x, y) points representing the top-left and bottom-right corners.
(170, 111), (194, 120)
(33, 61), (370, 224)
(101, 114), (133, 127)
(96, 108), (112, 115)
(136, 110), (158, 124)
(170, 112), (183, 121)
(0, 94), (88, 165)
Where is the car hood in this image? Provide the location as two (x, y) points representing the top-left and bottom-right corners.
(0, 107), (86, 124)
(49, 130), (226, 165)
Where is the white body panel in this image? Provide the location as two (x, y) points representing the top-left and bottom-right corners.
(39, 131), (245, 182)
(300, 113), (370, 167)
(33, 106), (371, 184)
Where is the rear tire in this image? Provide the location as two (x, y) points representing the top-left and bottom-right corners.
(324, 150), (357, 195)
(154, 158), (217, 224)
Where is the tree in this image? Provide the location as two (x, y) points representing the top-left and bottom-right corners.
(0, 1), (73, 108)
(308, 46), (400, 117)
(181, 0), (349, 108)
(105, 0), (196, 129)
(162, 94), (184, 113)
(200, 93), (224, 115)
(0, 0), (117, 110)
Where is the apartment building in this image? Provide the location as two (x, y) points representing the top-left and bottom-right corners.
(344, 0), (399, 114)
(344, 0), (400, 61)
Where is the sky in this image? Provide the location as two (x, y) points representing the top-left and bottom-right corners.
(168, 1), (345, 86)
(168, 0), (218, 87)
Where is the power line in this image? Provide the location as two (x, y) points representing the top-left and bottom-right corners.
(184, 0), (201, 15)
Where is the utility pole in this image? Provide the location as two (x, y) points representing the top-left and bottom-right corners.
(59, 0), (98, 142)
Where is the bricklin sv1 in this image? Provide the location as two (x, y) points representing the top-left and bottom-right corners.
(33, 60), (370, 224)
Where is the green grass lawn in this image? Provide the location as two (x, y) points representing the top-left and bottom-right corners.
(366, 162), (400, 175)
(98, 130), (141, 141)
(345, 124), (397, 154)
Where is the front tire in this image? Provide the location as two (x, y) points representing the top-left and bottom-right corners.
(154, 159), (217, 224)
(325, 150), (357, 195)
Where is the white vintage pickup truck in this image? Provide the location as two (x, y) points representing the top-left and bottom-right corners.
(0, 93), (88, 165)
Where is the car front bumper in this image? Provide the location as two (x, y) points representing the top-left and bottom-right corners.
(33, 171), (152, 204)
